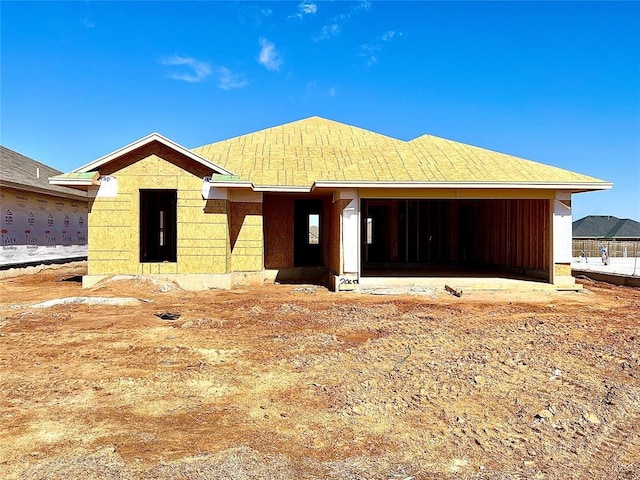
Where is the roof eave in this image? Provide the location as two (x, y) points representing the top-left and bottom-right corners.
(48, 172), (101, 192)
(206, 181), (255, 189)
(206, 180), (613, 193)
(206, 181), (313, 193)
(313, 180), (614, 191)
(253, 185), (313, 193)
(0, 179), (88, 199)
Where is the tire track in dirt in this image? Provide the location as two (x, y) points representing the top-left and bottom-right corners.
(583, 407), (640, 478)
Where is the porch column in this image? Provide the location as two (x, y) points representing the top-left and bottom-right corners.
(342, 194), (359, 274)
(552, 191), (575, 286)
(331, 189), (359, 291)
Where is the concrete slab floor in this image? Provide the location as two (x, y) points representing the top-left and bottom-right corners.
(571, 257), (640, 277)
(359, 275), (572, 294)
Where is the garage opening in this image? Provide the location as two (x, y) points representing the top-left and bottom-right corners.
(361, 198), (550, 280)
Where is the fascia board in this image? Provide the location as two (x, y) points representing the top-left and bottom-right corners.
(206, 181), (255, 189)
(252, 185), (313, 193)
(49, 178), (98, 186)
(208, 183), (313, 193)
(313, 180), (614, 191)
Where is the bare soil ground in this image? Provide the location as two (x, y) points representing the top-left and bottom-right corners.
(0, 263), (638, 480)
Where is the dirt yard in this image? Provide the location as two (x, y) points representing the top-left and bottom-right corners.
(0, 263), (638, 479)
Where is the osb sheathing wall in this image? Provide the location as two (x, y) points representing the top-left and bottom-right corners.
(263, 195), (294, 269)
(228, 201), (263, 272)
(88, 149), (229, 276)
(554, 263), (572, 277)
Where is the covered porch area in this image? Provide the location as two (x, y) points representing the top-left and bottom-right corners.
(262, 192), (345, 284)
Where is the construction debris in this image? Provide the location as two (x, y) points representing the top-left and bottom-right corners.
(445, 285), (463, 297)
(154, 312), (181, 321)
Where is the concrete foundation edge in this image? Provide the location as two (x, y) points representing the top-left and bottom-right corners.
(80, 269), (587, 292)
(572, 269), (640, 288)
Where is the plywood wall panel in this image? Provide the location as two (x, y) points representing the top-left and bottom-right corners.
(471, 199), (549, 274)
(88, 151), (230, 276)
(263, 194), (294, 269)
(229, 201), (263, 272)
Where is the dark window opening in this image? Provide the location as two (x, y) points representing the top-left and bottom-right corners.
(140, 190), (177, 262)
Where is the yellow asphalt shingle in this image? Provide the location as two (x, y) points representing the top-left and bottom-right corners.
(192, 116), (607, 188)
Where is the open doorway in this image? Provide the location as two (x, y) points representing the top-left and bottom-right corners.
(140, 190), (177, 263)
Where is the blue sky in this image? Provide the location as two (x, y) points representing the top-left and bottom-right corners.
(2, 1), (639, 220)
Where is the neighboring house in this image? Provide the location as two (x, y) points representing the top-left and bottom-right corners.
(573, 215), (640, 240)
(572, 215), (640, 257)
(49, 116), (611, 290)
(1, 146), (88, 267)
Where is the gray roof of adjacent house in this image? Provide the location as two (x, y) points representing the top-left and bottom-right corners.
(573, 215), (640, 239)
(0, 146), (86, 200)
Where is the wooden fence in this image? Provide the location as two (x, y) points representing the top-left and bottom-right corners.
(572, 239), (640, 258)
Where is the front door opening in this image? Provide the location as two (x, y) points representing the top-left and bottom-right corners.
(140, 190), (177, 262)
(294, 199), (323, 267)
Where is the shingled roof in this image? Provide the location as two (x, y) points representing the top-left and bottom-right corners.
(193, 116), (610, 190)
(1, 146), (86, 200)
(573, 215), (640, 239)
